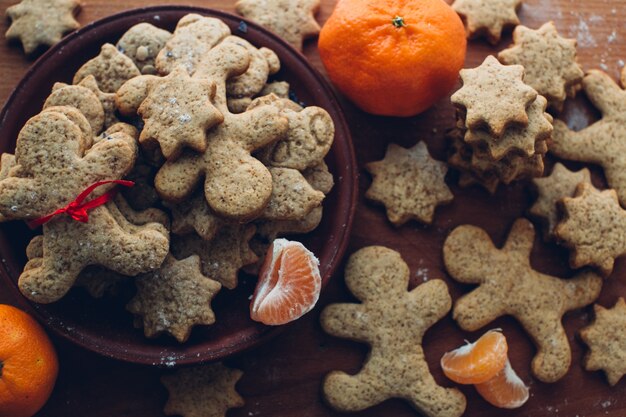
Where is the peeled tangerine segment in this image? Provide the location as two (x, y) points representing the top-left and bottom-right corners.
(250, 238), (321, 325)
(441, 329), (508, 384)
(475, 358), (530, 409)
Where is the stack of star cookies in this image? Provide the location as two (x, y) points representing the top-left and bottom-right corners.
(447, 55), (553, 193)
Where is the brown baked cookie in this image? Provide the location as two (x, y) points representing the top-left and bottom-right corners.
(156, 13), (231, 75)
(167, 192), (224, 241)
(451, 55), (537, 137)
(498, 22), (584, 110)
(258, 81), (290, 99)
(0, 110), (169, 303)
(555, 182), (626, 277)
(365, 141), (453, 226)
(161, 363), (244, 417)
(223, 36), (281, 113)
(0, 153), (16, 182)
(5, 0), (80, 55)
(171, 224), (258, 290)
(321, 246), (466, 417)
(74, 267), (125, 298)
(251, 94), (335, 171)
(155, 41), (288, 221)
(447, 130), (501, 194)
(261, 167), (324, 221)
(550, 69), (626, 206)
(127, 254), (221, 342)
(137, 66), (224, 159)
(43, 82), (105, 135)
(529, 162), (591, 241)
(303, 160), (334, 194)
(116, 22), (172, 75)
(235, 0), (321, 51)
(444, 218), (603, 382)
(469, 138), (547, 184)
(452, 0), (521, 45)
(73, 43), (141, 93)
(39, 106), (93, 152)
(464, 95), (552, 160)
(76, 75), (120, 129)
(579, 298), (626, 386)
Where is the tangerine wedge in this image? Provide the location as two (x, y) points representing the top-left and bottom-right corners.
(250, 239), (321, 325)
(441, 329), (508, 384)
(475, 359), (530, 409)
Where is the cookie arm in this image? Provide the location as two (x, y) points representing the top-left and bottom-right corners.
(560, 269), (603, 312)
(154, 153), (204, 203)
(583, 70), (625, 118)
(453, 286), (505, 331)
(320, 303), (371, 341)
(232, 105), (289, 151)
(550, 120), (606, 165)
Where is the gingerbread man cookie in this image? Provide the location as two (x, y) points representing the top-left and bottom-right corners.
(73, 43), (141, 93)
(444, 218), (603, 382)
(550, 68), (626, 206)
(321, 246), (466, 417)
(155, 41), (289, 221)
(0, 110), (169, 303)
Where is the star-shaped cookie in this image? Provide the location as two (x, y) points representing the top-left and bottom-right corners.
(161, 363), (244, 417)
(550, 68), (626, 206)
(126, 254), (222, 343)
(451, 55), (537, 136)
(235, 0), (321, 51)
(580, 298), (626, 386)
(444, 218), (602, 382)
(529, 163), (591, 240)
(365, 141), (453, 226)
(452, 0), (521, 45)
(498, 22), (584, 110)
(555, 182), (626, 277)
(5, 0), (80, 55)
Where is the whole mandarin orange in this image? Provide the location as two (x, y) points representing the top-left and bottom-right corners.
(0, 304), (59, 417)
(318, 0), (467, 117)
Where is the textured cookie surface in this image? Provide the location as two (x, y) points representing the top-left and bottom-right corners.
(464, 95), (552, 160)
(117, 23), (172, 74)
(236, 0), (321, 51)
(529, 162), (591, 240)
(550, 69), (626, 206)
(171, 224), (258, 290)
(127, 255), (221, 342)
(161, 363), (244, 417)
(451, 55), (537, 136)
(365, 141), (453, 226)
(44, 82), (105, 135)
(443, 218), (602, 382)
(555, 182), (626, 277)
(155, 41), (288, 220)
(137, 66), (224, 159)
(5, 0), (80, 54)
(452, 0), (521, 44)
(321, 246), (466, 417)
(498, 22), (584, 110)
(580, 298), (626, 386)
(73, 43), (141, 93)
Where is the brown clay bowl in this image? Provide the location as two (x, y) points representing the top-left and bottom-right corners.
(0, 6), (357, 366)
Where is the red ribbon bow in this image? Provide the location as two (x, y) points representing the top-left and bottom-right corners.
(27, 180), (135, 228)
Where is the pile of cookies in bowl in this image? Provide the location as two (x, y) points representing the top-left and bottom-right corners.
(0, 10), (350, 358)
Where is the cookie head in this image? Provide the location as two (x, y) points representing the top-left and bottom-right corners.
(345, 246), (410, 301)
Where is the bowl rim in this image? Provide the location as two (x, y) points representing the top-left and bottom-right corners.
(0, 5), (358, 366)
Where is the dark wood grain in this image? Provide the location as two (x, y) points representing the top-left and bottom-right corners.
(1, 0), (625, 416)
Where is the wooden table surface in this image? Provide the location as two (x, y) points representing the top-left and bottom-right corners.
(1, 0), (625, 416)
